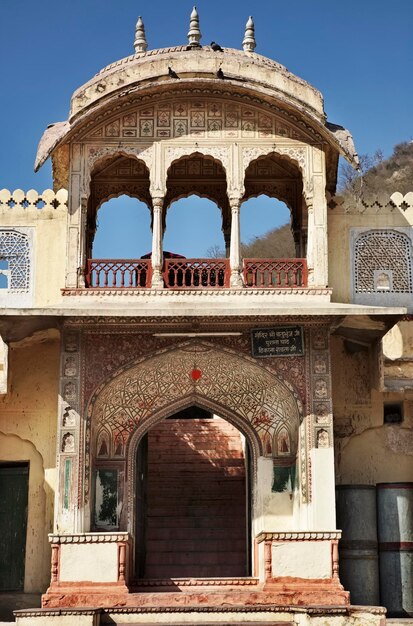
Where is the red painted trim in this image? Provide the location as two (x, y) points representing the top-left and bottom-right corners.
(243, 258), (308, 288)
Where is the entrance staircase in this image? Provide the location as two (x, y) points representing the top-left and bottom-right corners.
(141, 416), (248, 580)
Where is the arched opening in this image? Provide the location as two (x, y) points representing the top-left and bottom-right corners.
(240, 196), (295, 259)
(88, 342), (303, 580)
(163, 197), (225, 258)
(86, 155), (152, 287)
(162, 153), (230, 287)
(92, 196), (152, 258)
(242, 154), (306, 287)
(134, 406), (251, 580)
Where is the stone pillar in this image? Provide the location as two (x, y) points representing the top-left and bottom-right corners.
(77, 195), (88, 288)
(151, 196), (164, 289)
(229, 196), (243, 287)
(305, 147), (328, 288)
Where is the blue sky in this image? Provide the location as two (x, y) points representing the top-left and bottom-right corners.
(1, 1), (412, 257)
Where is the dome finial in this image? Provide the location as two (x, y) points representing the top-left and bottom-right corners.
(134, 16), (148, 53)
(243, 16), (256, 52)
(187, 6), (202, 48)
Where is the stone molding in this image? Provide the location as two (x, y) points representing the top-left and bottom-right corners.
(134, 577), (259, 587)
(62, 287), (332, 297)
(49, 532), (131, 544)
(256, 531), (342, 543)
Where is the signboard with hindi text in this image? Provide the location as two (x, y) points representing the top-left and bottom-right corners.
(251, 327), (304, 358)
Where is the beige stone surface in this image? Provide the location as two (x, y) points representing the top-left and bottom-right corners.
(0, 330), (59, 591)
(59, 542), (118, 583)
(271, 540), (332, 578)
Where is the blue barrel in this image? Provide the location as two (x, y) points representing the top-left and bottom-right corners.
(377, 483), (413, 617)
(336, 485), (380, 606)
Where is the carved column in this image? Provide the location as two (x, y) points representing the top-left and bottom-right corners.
(77, 195), (88, 288)
(305, 192), (315, 285)
(151, 196), (164, 288)
(229, 195), (243, 287)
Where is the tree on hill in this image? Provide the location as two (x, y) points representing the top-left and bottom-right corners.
(207, 223), (296, 259)
(207, 140), (413, 259)
(339, 140), (413, 197)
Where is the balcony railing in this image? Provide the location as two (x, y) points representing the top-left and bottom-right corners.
(85, 258), (308, 289)
(243, 259), (307, 288)
(85, 259), (152, 288)
(163, 258), (230, 288)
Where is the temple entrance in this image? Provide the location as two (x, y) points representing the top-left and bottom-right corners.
(135, 407), (251, 579)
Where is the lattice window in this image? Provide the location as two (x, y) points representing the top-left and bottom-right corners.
(354, 230), (412, 294)
(0, 230), (30, 292)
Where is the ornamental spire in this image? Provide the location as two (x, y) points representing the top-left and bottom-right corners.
(134, 16), (148, 53)
(187, 6), (202, 48)
(242, 16), (256, 52)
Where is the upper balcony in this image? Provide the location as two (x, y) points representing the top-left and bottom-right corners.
(84, 256), (307, 290)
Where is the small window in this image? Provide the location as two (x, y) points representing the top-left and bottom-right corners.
(383, 402), (403, 424)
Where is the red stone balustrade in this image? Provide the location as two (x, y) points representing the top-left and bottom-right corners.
(85, 258), (308, 289)
(243, 258), (307, 288)
(163, 258), (230, 289)
(85, 259), (152, 288)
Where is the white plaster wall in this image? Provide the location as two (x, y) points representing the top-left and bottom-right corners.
(310, 447), (336, 530)
(253, 457), (294, 534)
(271, 540), (332, 578)
(59, 543), (118, 582)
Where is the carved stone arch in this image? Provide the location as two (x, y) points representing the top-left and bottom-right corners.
(164, 149), (230, 231)
(85, 146), (154, 195)
(164, 147), (230, 183)
(241, 189), (295, 215)
(242, 146), (307, 183)
(86, 340), (303, 484)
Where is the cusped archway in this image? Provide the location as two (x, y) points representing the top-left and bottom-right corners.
(89, 343), (302, 466)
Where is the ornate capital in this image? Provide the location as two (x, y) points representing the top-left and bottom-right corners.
(152, 196), (163, 211)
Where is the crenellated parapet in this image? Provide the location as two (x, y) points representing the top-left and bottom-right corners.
(328, 191), (413, 215)
(0, 188), (68, 215)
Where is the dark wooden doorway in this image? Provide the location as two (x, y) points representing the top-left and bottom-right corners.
(0, 462), (29, 591)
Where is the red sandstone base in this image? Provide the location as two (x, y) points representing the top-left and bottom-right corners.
(42, 577), (349, 609)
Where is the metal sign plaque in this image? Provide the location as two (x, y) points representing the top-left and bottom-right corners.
(251, 326), (304, 358)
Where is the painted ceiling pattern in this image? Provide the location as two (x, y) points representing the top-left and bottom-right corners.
(83, 99), (313, 143)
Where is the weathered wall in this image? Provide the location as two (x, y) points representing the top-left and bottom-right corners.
(0, 329), (60, 591)
(327, 196), (412, 304)
(0, 190), (67, 307)
(331, 335), (413, 485)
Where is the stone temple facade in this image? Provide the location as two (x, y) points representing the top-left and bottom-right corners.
(0, 9), (412, 626)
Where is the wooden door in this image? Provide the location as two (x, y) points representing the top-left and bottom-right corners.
(0, 463), (29, 590)
(135, 434), (148, 578)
